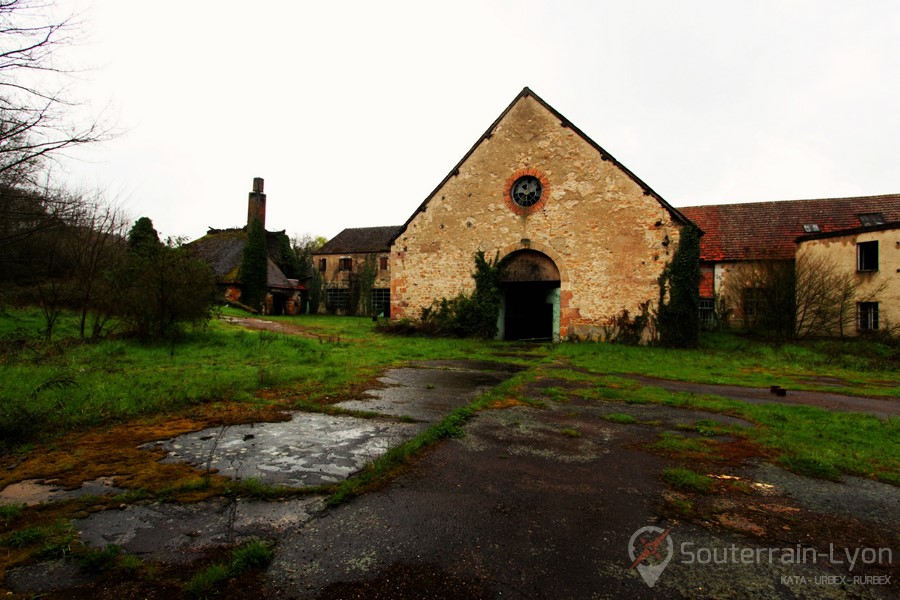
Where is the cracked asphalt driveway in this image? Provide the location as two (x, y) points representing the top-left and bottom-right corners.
(266, 392), (898, 599)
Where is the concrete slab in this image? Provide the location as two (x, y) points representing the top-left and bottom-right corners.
(76, 496), (324, 562)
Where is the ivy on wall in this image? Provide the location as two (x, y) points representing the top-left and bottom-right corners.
(656, 224), (701, 348)
(239, 218), (268, 311)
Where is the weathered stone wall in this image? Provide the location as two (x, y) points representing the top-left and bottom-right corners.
(390, 94), (682, 339)
(317, 252), (391, 315)
(797, 228), (900, 335)
(318, 253), (391, 289)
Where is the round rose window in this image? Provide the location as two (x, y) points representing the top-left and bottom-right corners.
(510, 175), (543, 207)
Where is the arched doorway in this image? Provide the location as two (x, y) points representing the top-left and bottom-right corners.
(500, 250), (561, 341)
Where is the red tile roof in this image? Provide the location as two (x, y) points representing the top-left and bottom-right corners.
(681, 194), (900, 262)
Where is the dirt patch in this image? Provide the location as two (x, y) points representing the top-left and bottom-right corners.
(222, 316), (344, 342)
(0, 478), (121, 507)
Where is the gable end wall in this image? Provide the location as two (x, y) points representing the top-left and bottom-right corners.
(390, 95), (681, 339)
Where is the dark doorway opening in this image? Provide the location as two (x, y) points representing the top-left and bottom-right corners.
(271, 293), (287, 316)
(504, 281), (557, 341)
(500, 249), (561, 342)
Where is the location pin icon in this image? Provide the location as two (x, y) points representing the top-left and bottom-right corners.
(628, 526), (674, 588)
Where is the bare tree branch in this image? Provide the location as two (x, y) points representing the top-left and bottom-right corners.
(0, 0), (113, 188)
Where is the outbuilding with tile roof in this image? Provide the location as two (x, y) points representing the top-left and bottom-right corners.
(189, 178), (304, 315)
(681, 194), (900, 331)
(313, 226), (401, 316)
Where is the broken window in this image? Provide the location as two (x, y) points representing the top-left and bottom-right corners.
(859, 213), (885, 227)
(338, 258), (353, 271)
(325, 287), (349, 310)
(379, 256), (389, 271)
(858, 302), (879, 332)
(318, 258), (327, 272)
(371, 288), (390, 317)
(857, 241), (878, 272)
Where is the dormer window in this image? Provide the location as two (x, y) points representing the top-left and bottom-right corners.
(859, 213), (885, 227)
(802, 224), (820, 233)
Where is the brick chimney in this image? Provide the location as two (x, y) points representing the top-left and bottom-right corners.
(247, 177), (266, 229)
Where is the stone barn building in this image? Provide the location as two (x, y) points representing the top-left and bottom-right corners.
(386, 88), (692, 341)
(315, 89), (900, 340)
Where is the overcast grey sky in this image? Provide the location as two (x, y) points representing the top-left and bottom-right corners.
(58, 0), (900, 241)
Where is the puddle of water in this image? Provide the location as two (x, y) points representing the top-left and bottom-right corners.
(145, 413), (423, 487)
(336, 367), (509, 422)
(0, 478), (122, 506)
(146, 364), (518, 487)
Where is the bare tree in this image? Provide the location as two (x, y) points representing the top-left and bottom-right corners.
(63, 190), (128, 338)
(794, 253), (851, 339)
(720, 260), (796, 341)
(720, 253), (885, 340)
(0, 0), (110, 188)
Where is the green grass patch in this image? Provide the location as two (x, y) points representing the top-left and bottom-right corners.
(0, 503), (24, 523)
(77, 544), (122, 572)
(0, 525), (45, 549)
(675, 418), (745, 437)
(777, 455), (842, 482)
(184, 562), (230, 597)
(225, 478), (317, 500)
(229, 539), (274, 572)
(562, 369), (899, 485)
(183, 539), (273, 597)
(557, 332), (899, 398)
(2, 307), (896, 490)
(600, 412), (638, 424)
(541, 386), (568, 402)
(0, 309), (511, 449)
(559, 427), (581, 438)
(662, 467), (715, 493)
(0, 519), (76, 559)
(652, 433), (714, 456)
